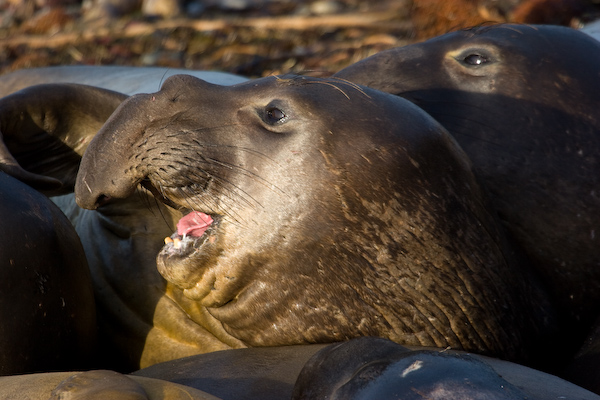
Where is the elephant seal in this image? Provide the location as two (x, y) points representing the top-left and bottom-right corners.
(72, 73), (556, 367)
(292, 337), (600, 400)
(334, 24), (600, 355)
(0, 171), (96, 375)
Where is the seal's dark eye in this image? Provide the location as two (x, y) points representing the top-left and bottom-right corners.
(463, 53), (488, 65)
(265, 107), (287, 125)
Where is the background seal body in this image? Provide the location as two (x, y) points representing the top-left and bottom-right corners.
(335, 23), (600, 357)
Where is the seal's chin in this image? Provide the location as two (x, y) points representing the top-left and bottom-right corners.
(160, 211), (218, 258)
(157, 210), (225, 301)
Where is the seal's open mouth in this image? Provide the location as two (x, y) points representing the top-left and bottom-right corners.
(162, 211), (218, 256)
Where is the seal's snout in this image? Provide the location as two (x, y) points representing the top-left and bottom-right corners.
(75, 75), (227, 211)
(78, 193), (111, 210)
(74, 166), (127, 210)
(74, 94), (153, 210)
(93, 194), (111, 208)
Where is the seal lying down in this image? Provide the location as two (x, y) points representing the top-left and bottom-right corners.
(70, 74), (555, 367)
(334, 23), (600, 389)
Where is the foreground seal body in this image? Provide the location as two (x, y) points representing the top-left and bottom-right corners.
(1, 341), (600, 400)
(73, 74), (555, 365)
(335, 24), (600, 348)
(292, 338), (600, 400)
(0, 171), (96, 374)
(0, 65), (248, 97)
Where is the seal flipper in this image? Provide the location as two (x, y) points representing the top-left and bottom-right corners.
(0, 132), (62, 190)
(0, 83), (128, 195)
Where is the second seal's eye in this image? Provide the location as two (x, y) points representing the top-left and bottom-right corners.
(265, 107), (287, 125)
(463, 53), (488, 65)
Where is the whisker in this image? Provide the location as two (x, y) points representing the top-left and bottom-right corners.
(154, 166), (256, 228)
(184, 167), (262, 210)
(167, 161), (264, 210)
(158, 68), (171, 91)
(163, 140), (286, 196)
(179, 185), (247, 227)
(151, 189), (175, 231)
(328, 77), (372, 99)
(306, 80), (350, 99)
(206, 156), (284, 197)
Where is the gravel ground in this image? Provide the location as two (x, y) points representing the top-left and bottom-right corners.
(0, 0), (597, 77)
(0, 0), (416, 77)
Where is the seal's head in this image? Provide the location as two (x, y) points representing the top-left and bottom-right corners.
(335, 24), (600, 108)
(75, 74), (553, 361)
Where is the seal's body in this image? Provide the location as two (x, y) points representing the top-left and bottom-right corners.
(335, 24), (600, 347)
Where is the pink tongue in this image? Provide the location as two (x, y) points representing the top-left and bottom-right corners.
(176, 211), (213, 237)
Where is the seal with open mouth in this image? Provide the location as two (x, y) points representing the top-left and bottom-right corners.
(74, 74), (555, 365)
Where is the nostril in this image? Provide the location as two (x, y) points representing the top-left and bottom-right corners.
(96, 194), (111, 208)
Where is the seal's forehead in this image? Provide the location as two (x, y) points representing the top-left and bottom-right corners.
(457, 23), (565, 47)
(459, 24), (537, 38)
(438, 24), (549, 60)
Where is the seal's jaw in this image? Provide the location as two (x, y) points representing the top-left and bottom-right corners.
(157, 209), (222, 292)
(163, 211), (215, 251)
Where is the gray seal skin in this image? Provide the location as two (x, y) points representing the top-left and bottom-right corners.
(334, 23), (600, 357)
(74, 73), (555, 366)
(293, 338), (529, 400)
(0, 65), (248, 97)
(0, 171), (96, 375)
(133, 344), (331, 400)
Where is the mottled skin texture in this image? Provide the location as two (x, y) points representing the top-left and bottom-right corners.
(335, 23), (600, 364)
(0, 171), (96, 374)
(74, 74), (554, 366)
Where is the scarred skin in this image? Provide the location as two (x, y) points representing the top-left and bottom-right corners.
(73, 74), (555, 367)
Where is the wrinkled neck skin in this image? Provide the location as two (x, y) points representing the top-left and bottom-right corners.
(53, 189), (245, 371)
(155, 135), (551, 365)
(55, 173), (550, 370)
